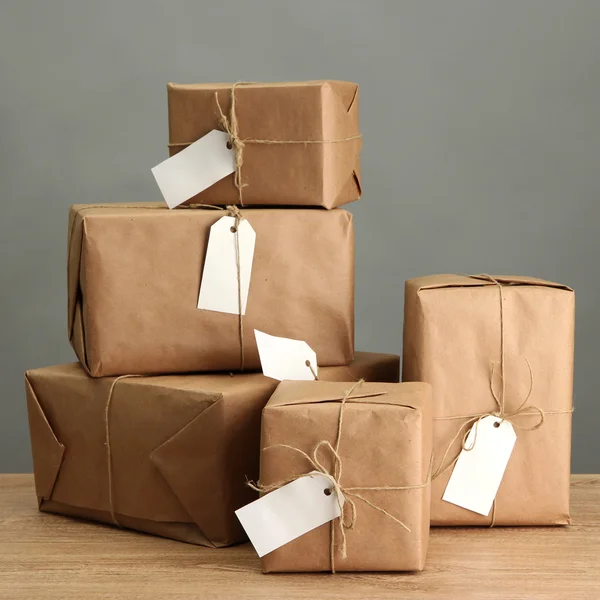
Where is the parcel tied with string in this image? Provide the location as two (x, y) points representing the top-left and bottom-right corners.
(68, 203), (354, 377)
(402, 274), (575, 526)
(258, 381), (432, 572)
(166, 81), (362, 209)
(25, 353), (400, 547)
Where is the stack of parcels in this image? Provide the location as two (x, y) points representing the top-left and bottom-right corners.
(25, 79), (576, 575)
(26, 80), (433, 571)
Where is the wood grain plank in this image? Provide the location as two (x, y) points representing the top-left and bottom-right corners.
(0, 474), (598, 599)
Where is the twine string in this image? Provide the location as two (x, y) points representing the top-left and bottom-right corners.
(181, 203), (246, 371)
(105, 374), (142, 527)
(214, 84), (247, 205)
(306, 359), (319, 381)
(249, 380), (430, 573)
(226, 204), (245, 371)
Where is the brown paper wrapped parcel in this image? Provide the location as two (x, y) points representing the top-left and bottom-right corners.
(68, 203), (354, 377)
(402, 274), (575, 526)
(259, 380), (432, 572)
(25, 352), (399, 547)
(167, 81), (361, 209)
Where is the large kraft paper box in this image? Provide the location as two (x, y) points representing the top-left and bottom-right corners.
(402, 274), (575, 526)
(68, 203), (354, 377)
(259, 381), (432, 572)
(25, 352), (400, 547)
(167, 81), (361, 209)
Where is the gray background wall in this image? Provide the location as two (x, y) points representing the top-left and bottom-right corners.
(1, 1), (598, 472)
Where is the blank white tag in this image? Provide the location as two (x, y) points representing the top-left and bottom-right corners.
(254, 330), (318, 381)
(197, 216), (256, 315)
(235, 472), (342, 557)
(152, 129), (235, 209)
(443, 415), (517, 516)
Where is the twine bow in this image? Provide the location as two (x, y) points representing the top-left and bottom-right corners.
(249, 380), (430, 573)
(170, 82), (363, 206)
(432, 355), (544, 484)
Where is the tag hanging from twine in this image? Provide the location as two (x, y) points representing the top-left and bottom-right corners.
(181, 203), (246, 371)
(249, 380), (431, 573)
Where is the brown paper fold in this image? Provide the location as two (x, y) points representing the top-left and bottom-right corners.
(25, 377), (65, 502)
(167, 81), (361, 209)
(25, 352), (400, 546)
(259, 381), (432, 572)
(67, 203), (354, 377)
(402, 274), (575, 526)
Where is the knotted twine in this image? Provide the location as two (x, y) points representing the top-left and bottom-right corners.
(248, 380), (431, 573)
(431, 274), (574, 526)
(168, 82), (363, 206)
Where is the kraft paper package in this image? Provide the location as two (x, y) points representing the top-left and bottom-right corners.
(167, 81), (361, 209)
(258, 381), (432, 572)
(68, 203), (354, 377)
(25, 352), (400, 547)
(402, 274), (575, 526)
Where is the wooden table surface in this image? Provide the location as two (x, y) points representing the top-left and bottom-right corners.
(0, 474), (598, 599)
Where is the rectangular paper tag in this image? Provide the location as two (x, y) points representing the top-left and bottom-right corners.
(442, 415), (517, 516)
(254, 330), (318, 381)
(152, 129), (235, 209)
(235, 472), (342, 557)
(197, 216), (256, 315)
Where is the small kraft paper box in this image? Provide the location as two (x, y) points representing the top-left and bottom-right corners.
(25, 352), (400, 547)
(167, 81), (361, 209)
(258, 380), (432, 572)
(68, 203), (354, 377)
(402, 274), (575, 526)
